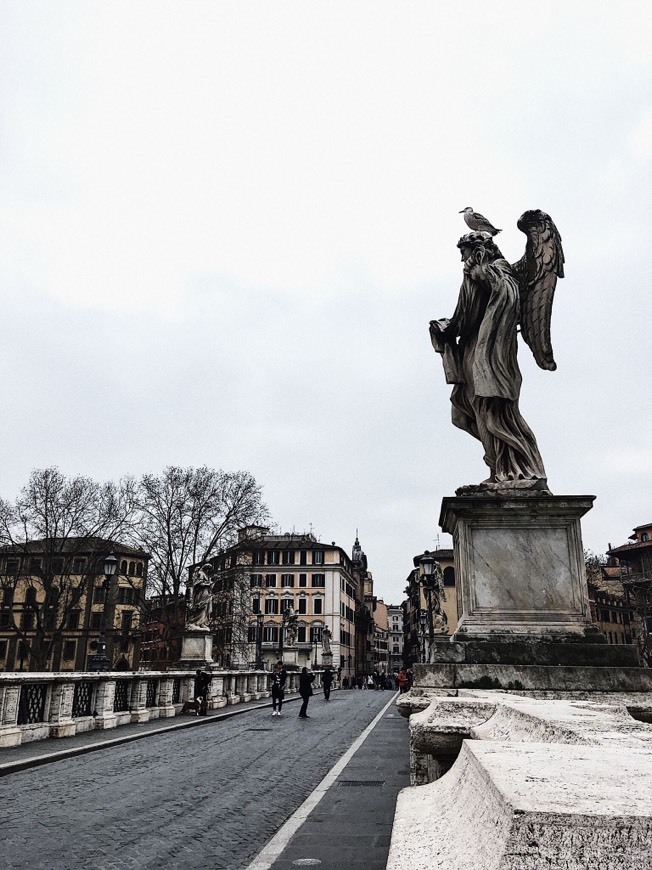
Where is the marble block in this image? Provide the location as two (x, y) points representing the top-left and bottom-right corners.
(178, 630), (213, 666)
(439, 494), (599, 642)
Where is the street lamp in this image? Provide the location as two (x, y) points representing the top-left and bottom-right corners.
(419, 551), (436, 663)
(255, 612), (264, 669)
(89, 553), (118, 671)
(418, 608), (428, 663)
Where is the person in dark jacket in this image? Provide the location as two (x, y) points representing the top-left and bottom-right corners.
(194, 669), (212, 715)
(322, 667), (333, 701)
(271, 661), (287, 716)
(298, 666), (315, 718)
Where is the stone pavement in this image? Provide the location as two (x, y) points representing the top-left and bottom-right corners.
(0, 687), (409, 869)
(253, 696), (410, 870)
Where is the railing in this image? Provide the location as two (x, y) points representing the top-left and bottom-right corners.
(0, 668), (323, 749)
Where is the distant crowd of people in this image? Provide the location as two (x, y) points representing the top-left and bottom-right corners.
(340, 668), (413, 692)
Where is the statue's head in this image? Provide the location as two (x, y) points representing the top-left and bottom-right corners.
(457, 231), (504, 280)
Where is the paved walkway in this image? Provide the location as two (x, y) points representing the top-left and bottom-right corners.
(0, 689), (410, 869)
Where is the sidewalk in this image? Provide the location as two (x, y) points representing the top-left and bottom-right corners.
(250, 692), (410, 870)
(0, 691), (302, 776)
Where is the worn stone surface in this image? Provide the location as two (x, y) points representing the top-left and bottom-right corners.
(440, 495), (598, 642)
(429, 639), (638, 667)
(388, 739), (652, 870)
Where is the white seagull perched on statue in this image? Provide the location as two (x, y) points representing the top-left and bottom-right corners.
(459, 207), (502, 236)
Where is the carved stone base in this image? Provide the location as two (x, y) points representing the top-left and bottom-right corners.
(177, 630), (213, 668)
(282, 647), (299, 667)
(440, 493), (598, 642)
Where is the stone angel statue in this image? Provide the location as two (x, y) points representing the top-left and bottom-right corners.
(186, 564), (214, 631)
(430, 210), (564, 492)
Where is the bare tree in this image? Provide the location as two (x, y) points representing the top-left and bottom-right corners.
(0, 467), (136, 671)
(129, 466), (269, 660)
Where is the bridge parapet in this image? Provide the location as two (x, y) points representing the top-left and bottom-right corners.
(0, 668), (305, 748)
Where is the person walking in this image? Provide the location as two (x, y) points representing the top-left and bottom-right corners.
(298, 666), (315, 718)
(397, 668), (409, 694)
(322, 667), (333, 701)
(271, 661), (287, 716)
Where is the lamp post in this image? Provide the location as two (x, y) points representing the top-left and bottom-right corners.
(418, 608), (428, 664)
(255, 612), (264, 669)
(89, 553), (118, 671)
(419, 550), (436, 664)
(312, 637), (319, 669)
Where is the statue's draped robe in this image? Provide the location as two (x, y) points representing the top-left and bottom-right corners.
(440, 259), (546, 482)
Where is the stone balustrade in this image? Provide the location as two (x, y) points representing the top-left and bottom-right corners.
(0, 668), (322, 748)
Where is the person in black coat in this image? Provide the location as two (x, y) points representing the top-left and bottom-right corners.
(270, 661), (287, 716)
(298, 666), (315, 718)
(322, 667), (333, 701)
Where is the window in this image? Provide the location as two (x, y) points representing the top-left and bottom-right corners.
(298, 627), (306, 643)
(53, 558), (64, 574)
(121, 560), (128, 574)
(248, 625), (257, 643)
(90, 612), (102, 629)
(73, 558), (86, 574)
(67, 611), (80, 630)
(443, 567), (455, 587)
(263, 626), (279, 643)
(312, 551), (324, 565)
(0, 640), (6, 659)
(25, 587), (37, 607)
(21, 611), (34, 630)
(93, 586), (105, 604)
(310, 625), (322, 643)
(29, 558), (41, 573)
(253, 551), (265, 566)
(642, 532), (649, 542)
(6, 559), (19, 574)
(311, 574), (325, 588)
(299, 574), (307, 587)
(0, 611), (11, 628)
(282, 550), (295, 565)
(63, 640), (76, 660)
(2, 587), (14, 606)
(252, 598), (261, 614)
(267, 551), (280, 565)
(265, 574), (277, 588)
(121, 611), (133, 631)
(300, 551), (307, 565)
(313, 598), (323, 615)
(136, 563), (143, 577)
(250, 574), (263, 589)
(265, 599), (279, 615)
(297, 598), (307, 614)
(281, 574), (294, 588)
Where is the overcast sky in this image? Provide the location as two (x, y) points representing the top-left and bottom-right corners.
(1, 2), (650, 603)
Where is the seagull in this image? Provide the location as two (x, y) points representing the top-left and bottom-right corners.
(459, 207), (502, 236)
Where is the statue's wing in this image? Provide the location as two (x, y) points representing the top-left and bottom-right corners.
(512, 210), (565, 371)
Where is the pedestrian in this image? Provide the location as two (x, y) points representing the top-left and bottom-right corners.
(342, 676), (349, 689)
(406, 668), (414, 690)
(322, 667), (333, 701)
(194, 669), (212, 715)
(397, 668), (408, 694)
(271, 661), (287, 716)
(298, 666), (315, 718)
(366, 674), (374, 690)
(357, 675), (363, 690)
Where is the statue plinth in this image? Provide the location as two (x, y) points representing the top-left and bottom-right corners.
(321, 651), (334, 668)
(177, 629), (213, 669)
(282, 646), (299, 667)
(425, 492), (650, 690)
(440, 493), (599, 643)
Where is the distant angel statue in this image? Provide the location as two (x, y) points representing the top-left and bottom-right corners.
(186, 564), (213, 631)
(430, 210), (565, 492)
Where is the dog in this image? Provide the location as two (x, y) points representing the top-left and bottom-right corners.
(181, 696), (203, 715)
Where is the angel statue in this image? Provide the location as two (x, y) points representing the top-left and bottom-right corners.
(430, 209), (564, 492)
(186, 564), (214, 631)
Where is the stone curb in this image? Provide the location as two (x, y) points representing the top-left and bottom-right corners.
(0, 694), (304, 778)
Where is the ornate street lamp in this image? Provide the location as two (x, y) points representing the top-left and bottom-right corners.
(418, 608), (428, 663)
(418, 550), (437, 663)
(255, 612), (264, 669)
(89, 553), (118, 671)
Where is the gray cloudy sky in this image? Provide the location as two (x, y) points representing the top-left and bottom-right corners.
(1, 2), (650, 603)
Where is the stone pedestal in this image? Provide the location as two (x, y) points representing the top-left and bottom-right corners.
(440, 494), (599, 642)
(177, 630), (213, 668)
(282, 646), (299, 668)
(321, 652), (334, 669)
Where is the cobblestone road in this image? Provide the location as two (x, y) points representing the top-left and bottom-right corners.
(0, 690), (397, 870)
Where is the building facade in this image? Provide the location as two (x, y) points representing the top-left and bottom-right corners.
(200, 527), (364, 676)
(387, 604), (404, 673)
(403, 547), (456, 665)
(0, 538), (148, 672)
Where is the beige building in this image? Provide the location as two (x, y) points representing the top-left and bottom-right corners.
(0, 538), (148, 672)
(202, 526), (361, 676)
(403, 547), (456, 665)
